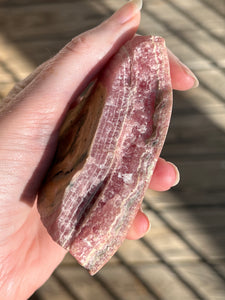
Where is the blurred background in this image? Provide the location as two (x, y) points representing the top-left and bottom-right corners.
(0, 0), (225, 299)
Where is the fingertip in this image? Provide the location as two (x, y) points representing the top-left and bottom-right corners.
(168, 49), (199, 91)
(149, 158), (180, 191)
(167, 161), (180, 187)
(111, 1), (141, 25)
(130, 0), (143, 11)
(126, 210), (150, 240)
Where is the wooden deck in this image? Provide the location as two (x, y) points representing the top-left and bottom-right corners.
(0, 0), (225, 299)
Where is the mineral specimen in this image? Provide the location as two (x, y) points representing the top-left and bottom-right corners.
(38, 35), (173, 275)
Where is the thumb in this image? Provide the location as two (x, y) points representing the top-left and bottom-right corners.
(0, 1), (140, 205)
(2, 1), (140, 133)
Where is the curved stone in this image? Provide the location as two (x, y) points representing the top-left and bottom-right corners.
(38, 35), (173, 275)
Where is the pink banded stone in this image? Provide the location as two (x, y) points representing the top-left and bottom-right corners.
(38, 35), (173, 275)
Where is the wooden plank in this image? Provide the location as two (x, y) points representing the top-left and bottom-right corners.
(0, 63), (15, 82)
(195, 69), (225, 101)
(170, 160), (225, 192)
(0, 36), (34, 79)
(216, 263), (225, 277)
(183, 229), (225, 261)
(118, 238), (159, 264)
(144, 0), (197, 32)
(140, 3), (215, 69)
(55, 267), (115, 300)
(140, 10), (168, 37)
(98, 264), (155, 300)
(0, 2), (108, 41)
(159, 206), (225, 232)
(164, 86), (225, 160)
(36, 275), (74, 300)
(173, 84), (225, 114)
(165, 0), (225, 41)
(0, 83), (14, 99)
(0, 0), (77, 5)
(135, 263), (199, 300)
(164, 113), (225, 159)
(143, 211), (199, 263)
(13, 39), (69, 66)
(162, 34), (212, 70)
(198, 0), (225, 18)
(143, 197), (225, 263)
(175, 262), (225, 300)
(60, 252), (79, 266)
(143, 1), (225, 67)
(144, 190), (225, 209)
(172, 87), (225, 115)
(181, 29), (225, 65)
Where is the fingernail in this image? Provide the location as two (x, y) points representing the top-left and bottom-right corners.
(146, 218), (151, 233)
(130, 0), (143, 11)
(168, 162), (180, 186)
(169, 49), (199, 89)
(181, 62), (199, 89)
(112, 0), (141, 24)
(143, 213), (151, 234)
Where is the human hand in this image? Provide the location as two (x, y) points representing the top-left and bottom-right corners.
(0, 2), (198, 299)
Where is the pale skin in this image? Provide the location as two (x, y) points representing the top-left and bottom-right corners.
(0, 3), (198, 299)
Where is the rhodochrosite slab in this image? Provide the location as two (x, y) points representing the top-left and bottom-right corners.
(38, 36), (173, 275)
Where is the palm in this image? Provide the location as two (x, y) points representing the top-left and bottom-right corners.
(0, 171), (66, 300)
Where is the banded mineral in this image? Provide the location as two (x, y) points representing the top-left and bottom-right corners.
(38, 35), (173, 275)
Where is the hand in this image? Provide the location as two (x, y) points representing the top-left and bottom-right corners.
(0, 2), (198, 299)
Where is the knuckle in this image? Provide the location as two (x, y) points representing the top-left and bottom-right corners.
(62, 33), (93, 56)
